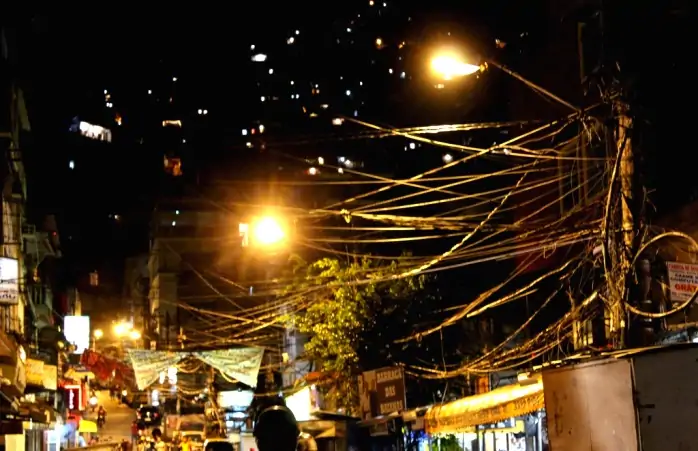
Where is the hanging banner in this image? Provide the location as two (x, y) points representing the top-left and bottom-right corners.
(194, 348), (265, 388)
(127, 350), (185, 390)
(126, 347), (265, 390)
(80, 350), (135, 386)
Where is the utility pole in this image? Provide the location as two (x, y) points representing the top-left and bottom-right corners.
(610, 102), (635, 349)
(572, 20), (588, 351)
(208, 366), (224, 436)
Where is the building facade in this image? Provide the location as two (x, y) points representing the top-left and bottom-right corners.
(0, 27), (65, 450)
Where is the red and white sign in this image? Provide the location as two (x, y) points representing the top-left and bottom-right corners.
(667, 261), (698, 303)
(64, 384), (83, 411)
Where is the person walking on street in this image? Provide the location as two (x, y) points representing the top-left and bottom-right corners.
(151, 428), (166, 450)
(131, 420), (139, 448)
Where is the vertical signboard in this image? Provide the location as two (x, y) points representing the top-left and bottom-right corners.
(358, 366), (406, 420)
(0, 257), (19, 305)
(475, 375), (491, 394)
(64, 384), (83, 411)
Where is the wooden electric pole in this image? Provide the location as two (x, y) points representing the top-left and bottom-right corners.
(610, 102), (636, 349)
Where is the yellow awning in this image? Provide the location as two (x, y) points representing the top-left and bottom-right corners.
(78, 420), (97, 433)
(424, 377), (544, 434)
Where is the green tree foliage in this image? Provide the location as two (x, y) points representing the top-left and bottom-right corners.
(286, 256), (425, 414)
(429, 434), (462, 451)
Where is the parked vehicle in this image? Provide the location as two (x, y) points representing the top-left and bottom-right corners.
(137, 406), (162, 427)
(204, 438), (234, 451)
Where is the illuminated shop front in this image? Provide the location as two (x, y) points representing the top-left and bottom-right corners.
(217, 390), (254, 441)
(286, 386), (363, 451)
(22, 357), (60, 451)
(422, 375), (546, 451)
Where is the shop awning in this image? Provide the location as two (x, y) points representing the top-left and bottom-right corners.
(78, 420), (97, 433)
(424, 376), (544, 434)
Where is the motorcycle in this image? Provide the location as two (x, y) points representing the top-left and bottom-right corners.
(97, 414), (106, 428)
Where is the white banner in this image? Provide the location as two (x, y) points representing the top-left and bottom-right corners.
(128, 347), (265, 390)
(194, 348), (264, 388)
(0, 257), (19, 305)
(666, 261), (698, 303)
(127, 350), (184, 390)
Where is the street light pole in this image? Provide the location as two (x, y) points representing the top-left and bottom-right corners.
(430, 54), (581, 114)
(484, 60), (580, 113)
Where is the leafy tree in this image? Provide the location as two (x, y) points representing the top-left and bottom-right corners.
(430, 434), (462, 451)
(285, 256), (425, 414)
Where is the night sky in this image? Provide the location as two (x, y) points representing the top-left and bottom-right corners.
(3, 0), (693, 271)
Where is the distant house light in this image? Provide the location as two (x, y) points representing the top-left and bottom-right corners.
(76, 121), (112, 142)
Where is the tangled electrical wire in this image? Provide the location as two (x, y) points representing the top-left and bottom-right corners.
(158, 105), (690, 384)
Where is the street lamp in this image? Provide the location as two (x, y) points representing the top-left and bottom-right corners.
(129, 330), (142, 340)
(92, 329), (103, 350)
(429, 49), (578, 112)
(430, 53), (482, 79)
(113, 322), (129, 337)
(253, 216), (286, 246)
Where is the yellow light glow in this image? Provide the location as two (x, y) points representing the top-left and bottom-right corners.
(129, 330), (142, 340)
(113, 322), (129, 337)
(430, 53), (481, 80)
(253, 216), (286, 246)
(93, 329), (103, 339)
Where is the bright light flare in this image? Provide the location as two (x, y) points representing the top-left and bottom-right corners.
(93, 329), (104, 339)
(129, 330), (142, 340)
(253, 216), (286, 246)
(431, 53), (481, 80)
(113, 322), (129, 337)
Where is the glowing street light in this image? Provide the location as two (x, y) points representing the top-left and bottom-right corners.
(253, 216), (286, 246)
(129, 330), (142, 340)
(430, 52), (482, 80)
(113, 322), (129, 337)
(92, 329), (104, 350)
(429, 48), (579, 112)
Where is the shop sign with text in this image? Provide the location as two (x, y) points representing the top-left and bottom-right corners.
(667, 261), (698, 302)
(26, 358), (44, 386)
(26, 358), (57, 390)
(358, 366), (406, 420)
(0, 258), (18, 305)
